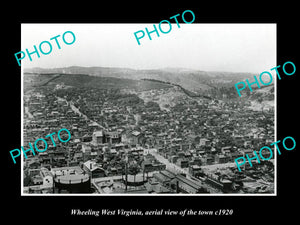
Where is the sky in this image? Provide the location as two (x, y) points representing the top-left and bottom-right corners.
(21, 23), (276, 73)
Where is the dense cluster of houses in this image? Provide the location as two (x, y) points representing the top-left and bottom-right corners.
(23, 84), (274, 194)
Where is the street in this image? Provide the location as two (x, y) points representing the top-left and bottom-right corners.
(147, 148), (189, 176)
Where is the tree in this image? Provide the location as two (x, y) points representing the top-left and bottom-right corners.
(145, 101), (160, 111)
(128, 164), (140, 185)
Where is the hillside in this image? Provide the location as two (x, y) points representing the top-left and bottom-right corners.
(23, 73), (173, 92)
(24, 66), (254, 94)
(246, 85), (274, 111)
(24, 71), (275, 112)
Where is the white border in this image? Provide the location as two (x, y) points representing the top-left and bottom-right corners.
(21, 23), (277, 196)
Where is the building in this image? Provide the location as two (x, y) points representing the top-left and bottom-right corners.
(105, 131), (121, 144)
(82, 134), (92, 142)
(23, 167), (54, 194)
(171, 175), (207, 194)
(238, 149), (260, 170)
(27, 167), (53, 186)
(82, 144), (92, 161)
(27, 160), (40, 169)
(40, 167), (54, 188)
(51, 166), (90, 193)
(199, 138), (210, 146)
(205, 156), (214, 165)
(215, 154), (227, 164)
(141, 160), (153, 173)
(176, 158), (189, 168)
(205, 175), (232, 192)
(221, 146), (231, 154)
(153, 173), (172, 187)
(152, 163), (166, 171)
(144, 178), (172, 193)
(93, 131), (104, 144)
(188, 165), (202, 177)
(122, 130), (143, 146)
(153, 170), (176, 188)
(83, 160), (106, 178)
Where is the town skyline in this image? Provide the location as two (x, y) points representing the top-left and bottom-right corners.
(22, 71), (275, 195)
(21, 23), (276, 195)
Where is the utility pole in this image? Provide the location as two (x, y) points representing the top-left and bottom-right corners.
(125, 150), (128, 192)
(68, 147), (70, 167)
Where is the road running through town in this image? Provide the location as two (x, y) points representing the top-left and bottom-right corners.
(147, 148), (223, 193)
(147, 148), (189, 176)
(56, 96), (105, 130)
(54, 97), (224, 194)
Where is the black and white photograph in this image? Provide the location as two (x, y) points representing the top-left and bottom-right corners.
(21, 23), (276, 195)
(3, 4), (297, 224)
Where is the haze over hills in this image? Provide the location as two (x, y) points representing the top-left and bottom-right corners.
(25, 66), (257, 94)
(24, 66), (274, 111)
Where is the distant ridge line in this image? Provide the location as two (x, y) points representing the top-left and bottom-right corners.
(141, 78), (213, 100)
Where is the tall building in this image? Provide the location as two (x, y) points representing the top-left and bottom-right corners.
(93, 131), (104, 144)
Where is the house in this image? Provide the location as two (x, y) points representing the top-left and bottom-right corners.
(106, 131), (121, 144)
(171, 144), (181, 151)
(169, 155), (179, 164)
(27, 167), (53, 188)
(73, 152), (83, 161)
(82, 144), (92, 161)
(145, 178), (172, 193)
(110, 149), (117, 155)
(115, 143), (125, 151)
(93, 131), (104, 144)
(27, 160), (41, 169)
(181, 143), (190, 151)
(31, 174), (43, 185)
(130, 147), (144, 155)
(231, 150), (243, 159)
(152, 163), (166, 171)
(199, 138), (210, 146)
(189, 165), (202, 177)
(184, 152), (192, 160)
(244, 140), (252, 148)
(190, 157), (202, 166)
(108, 167), (118, 176)
(82, 134), (92, 142)
(141, 160), (153, 172)
(153, 170), (176, 188)
(221, 146), (231, 155)
(205, 156), (214, 165)
(83, 160), (106, 178)
(215, 154), (227, 164)
(40, 167), (53, 188)
(176, 158), (189, 168)
(131, 131), (143, 145)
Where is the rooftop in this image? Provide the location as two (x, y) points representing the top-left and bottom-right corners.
(51, 166), (89, 184)
(83, 160), (102, 172)
(93, 131), (103, 137)
(132, 131), (141, 136)
(175, 174), (203, 190)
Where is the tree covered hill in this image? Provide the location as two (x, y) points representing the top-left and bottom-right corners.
(24, 66), (254, 94)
